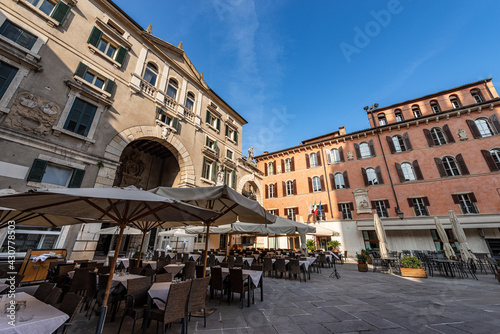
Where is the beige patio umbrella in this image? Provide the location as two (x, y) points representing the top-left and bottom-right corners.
(158, 228), (195, 252)
(433, 216), (456, 259)
(374, 213), (389, 258)
(448, 210), (477, 263)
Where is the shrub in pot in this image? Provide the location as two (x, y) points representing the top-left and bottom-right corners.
(400, 255), (427, 278)
(356, 252), (368, 272)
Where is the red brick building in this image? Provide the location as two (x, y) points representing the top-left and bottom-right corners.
(255, 79), (500, 257)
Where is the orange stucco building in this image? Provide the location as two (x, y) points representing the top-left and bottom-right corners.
(255, 79), (500, 257)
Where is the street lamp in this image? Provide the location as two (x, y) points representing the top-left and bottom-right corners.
(395, 207), (404, 220)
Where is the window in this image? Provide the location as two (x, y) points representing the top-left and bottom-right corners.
(392, 136), (406, 152)
(201, 157), (216, 182)
(312, 176), (321, 192)
(205, 110), (221, 131)
(450, 95), (461, 109)
(1, 227), (61, 253)
(224, 169), (236, 189)
(97, 37), (117, 59)
(396, 161), (423, 182)
(155, 107), (179, 131)
(225, 125), (238, 143)
(287, 208), (297, 221)
(27, 159), (85, 188)
(334, 173), (345, 189)
(87, 27), (127, 66)
(226, 149), (233, 160)
(166, 78), (178, 100)
(330, 149), (341, 164)
(268, 184), (275, 198)
(490, 149), (500, 169)
(366, 168), (378, 185)
(267, 162), (274, 176)
(315, 204), (327, 221)
(185, 92), (195, 111)
(0, 61), (18, 100)
(63, 97), (97, 137)
(430, 128), (447, 145)
(339, 203), (353, 220)
(431, 229), (459, 253)
(26, 0), (71, 25)
(452, 193), (478, 214)
(363, 231), (379, 250)
(0, 20), (37, 50)
(400, 162), (416, 181)
(205, 136), (217, 151)
(143, 63), (158, 86)
(474, 118), (494, 137)
(83, 71), (105, 90)
(309, 153), (318, 167)
(359, 143), (371, 158)
(442, 157), (460, 176)
(284, 158), (292, 173)
(409, 197), (429, 216)
(412, 105), (422, 118)
(268, 209), (277, 216)
(430, 100), (441, 113)
(73, 62), (116, 95)
(395, 109), (404, 122)
(435, 154), (469, 177)
(286, 180), (294, 196)
(467, 115), (500, 139)
(378, 114), (387, 126)
(373, 200), (389, 218)
(471, 89), (483, 103)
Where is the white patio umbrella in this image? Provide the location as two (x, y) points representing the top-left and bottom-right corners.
(95, 226), (142, 235)
(374, 213), (389, 258)
(158, 228), (194, 252)
(448, 210), (477, 263)
(433, 216), (456, 259)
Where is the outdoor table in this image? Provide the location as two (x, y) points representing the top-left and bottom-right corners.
(116, 258), (130, 269)
(433, 259), (458, 278)
(142, 261), (157, 270)
(243, 257), (254, 266)
(381, 256), (399, 274)
(165, 252), (176, 259)
(164, 264), (185, 276)
(0, 292), (69, 334)
(252, 254), (260, 261)
(215, 255), (226, 263)
(206, 267), (263, 307)
(148, 282), (172, 309)
(111, 273), (144, 289)
(0, 283), (9, 294)
(189, 254), (201, 262)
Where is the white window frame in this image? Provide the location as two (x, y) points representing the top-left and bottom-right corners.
(490, 148), (500, 169)
(312, 176), (321, 192)
(226, 149), (233, 161)
(268, 184), (275, 198)
(401, 162), (416, 181)
(267, 162), (274, 176)
(284, 158), (292, 173)
(286, 180), (294, 196)
(310, 153), (318, 167)
(450, 97), (461, 109)
(201, 157), (214, 181)
(375, 200), (389, 218)
(392, 135), (406, 152)
(474, 118), (494, 137)
(359, 143), (371, 159)
(412, 107), (422, 118)
(330, 149), (341, 164)
(27, 153), (85, 189)
(287, 208), (296, 221)
(431, 128), (447, 145)
(366, 168), (378, 185)
(340, 203), (352, 220)
(334, 173), (345, 189)
(268, 209), (277, 216)
(471, 91), (483, 103)
(442, 157), (460, 176)
(458, 194), (478, 214)
(412, 198), (429, 216)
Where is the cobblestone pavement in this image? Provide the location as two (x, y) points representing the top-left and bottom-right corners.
(19, 263), (500, 333)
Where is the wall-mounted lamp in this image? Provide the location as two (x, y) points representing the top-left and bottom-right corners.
(395, 207), (404, 220)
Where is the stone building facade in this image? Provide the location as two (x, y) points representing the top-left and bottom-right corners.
(0, 0), (263, 260)
(256, 79), (500, 257)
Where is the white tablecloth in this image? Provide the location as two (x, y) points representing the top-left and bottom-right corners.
(207, 268), (262, 288)
(142, 261), (157, 270)
(215, 256), (225, 263)
(243, 257), (254, 266)
(252, 254), (260, 261)
(148, 282), (171, 309)
(164, 264), (185, 276)
(117, 258), (130, 269)
(0, 284), (9, 293)
(189, 254), (201, 262)
(111, 274), (144, 289)
(0, 292), (68, 334)
(165, 253), (176, 259)
(271, 258), (315, 271)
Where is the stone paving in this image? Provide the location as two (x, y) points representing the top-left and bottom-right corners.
(19, 263), (500, 333)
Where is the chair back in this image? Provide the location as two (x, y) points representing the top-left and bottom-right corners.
(57, 264), (75, 276)
(188, 276), (211, 313)
(129, 258), (138, 269)
(126, 276), (151, 308)
(228, 268), (245, 294)
(250, 264), (263, 271)
(80, 261), (97, 269)
(156, 272), (172, 282)
(195, 265), (205, 278)
(182, 253), (190, 264)
(159, 251), (166, 260)
(69, 268), (90, 293)
(58, 293), (84, 333)
(97, 266), (111, 275)
(156, 260), (168, 273)
(289, 259), (301, 274)
(87, 271), (97, 300)
(210, 267), (224, 290)
(263, 257), (273, 271)
(34, 282), (55, 302)
(235, 256), (244, 266)
(227, 256), (235, 268)
(276, 258), (286, 272)
(152, 251), (160, 261)
(45, 287), (62, 305)
(182, 261), (196, 280)
(143, 268), (156, 277)
(162, 281), (190, 324)
(209, 254), (216, 267)
(129, 267), (144, 275)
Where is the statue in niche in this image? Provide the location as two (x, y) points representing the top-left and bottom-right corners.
(358, 199), (369, 209)
(248, 146), (254, 161)
(216, 165), (224, 185)
(346, 151), (354, 161)
(456, 128), (468, 141)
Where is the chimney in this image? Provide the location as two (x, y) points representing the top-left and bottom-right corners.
(264, 151), (269, 154)
(338, 126), (346, 135)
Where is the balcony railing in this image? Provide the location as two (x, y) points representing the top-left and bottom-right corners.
(165, 95), (177, 111)
(140, 80), (157, 98)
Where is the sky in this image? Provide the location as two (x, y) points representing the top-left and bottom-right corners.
(115, 0), (500, 156)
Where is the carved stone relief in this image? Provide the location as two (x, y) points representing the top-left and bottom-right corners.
(4, 92), (61, 136)
(116, 153), (145, 187)
(456, 128), (468, 141)
(353, 188), (372, 214)
(346, 151), (354, 161)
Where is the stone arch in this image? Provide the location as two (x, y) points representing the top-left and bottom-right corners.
(95, 125), (195, 188)
(237, 173), (263, 204)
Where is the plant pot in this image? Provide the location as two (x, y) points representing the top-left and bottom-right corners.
(357, 263), (368, 272)
(401, 268), (427, 278)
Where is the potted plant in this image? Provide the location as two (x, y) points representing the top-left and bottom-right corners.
(327, 240), (341, 251)
(400, 256), (427, 278)
(356, 252), (368, 272)
(306, 239), (316, 251)
(362, 249), (372, 264)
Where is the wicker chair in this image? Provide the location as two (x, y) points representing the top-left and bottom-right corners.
(182, 253), (190, 264)
(118, 276), (151, 334)
(250, 264), (263, 271)
(182, 261), (196, 281)
(228, 268), (253, 308)
(288, 259), (303, 282)
(235, 256), (244, 268)
(209, 267), (227, 305)
(318, 254), (329, 268)
(275, 258), (287, 278)
(143, 268), (156, 278)
(263, 257), (273, 277)
(83, 271), (97, 314)
(57, 293), (84, 334)
(227, 256), (235, 268)
(149, 281), (191, 334)
(156, 260), (168, 273)
(65, 268), (90, 296)
(80, 261), (97, 269)
(186, 276), (211, 331)
(208, 254), (216, 267)
(34, 282), (55, 302)
(129, 267), (144, 275)
(195, 265), (206, 278)
(45, 287), (62, 306)
(156, 273), (172, 283)
(97, 266), (111, 275)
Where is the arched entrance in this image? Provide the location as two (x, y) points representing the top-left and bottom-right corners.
(237, 174), (263, 204)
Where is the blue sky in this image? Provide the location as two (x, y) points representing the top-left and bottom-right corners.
(116, 0), (500, 156)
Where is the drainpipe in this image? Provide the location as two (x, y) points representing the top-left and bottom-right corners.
(319, 145), (334, 219)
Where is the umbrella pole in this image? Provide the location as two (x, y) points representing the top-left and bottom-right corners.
(202, 223), (210, 278)
(96, 222), (125, 334)
(137, 229), (147, 268)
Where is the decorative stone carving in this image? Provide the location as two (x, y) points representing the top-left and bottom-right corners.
(116, 153), (145, 187)
(4, 92), (61, 136)
(353, 188), (372, 214)
(248, 146), (254, 161)
(216, 165), (224, 186)
(346, 151), (354, 161)
(456, 128), (468, 141)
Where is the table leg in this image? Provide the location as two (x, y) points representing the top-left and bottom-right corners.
(260, 276), (263, 301)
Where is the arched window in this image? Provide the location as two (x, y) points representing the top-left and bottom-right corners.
(268, 184), (275, 198)
(442, 157), (460, 176)
(490, 148), (500, 169)
(366, 168), (378, 185)
(359, 143), (371, 159)
(284, 158), (292, 173)
(330, 149), (341, 164)
(378, 113), (387, 126)
(471, 89), (483, 103)
(401, 162), (416, 181)
(450, 95), (461, 109)
(267, 162), (274, 176)
(185, 92), (195, 111)
(395, 109), (404, 122)
(312, 176), (321, 192)
(430, 128), (447, 145)
(334, 173), (345, 189)
(412, 105), (422, 118)
(474, 118), (494, 137)
(309, 153), (318, 168)
(392, 135), (407, 152)
(430, 100), (441, 113)
(166, 78), (178, 100)
(286, 180), (294, 196)
(143, 62), (158, 86)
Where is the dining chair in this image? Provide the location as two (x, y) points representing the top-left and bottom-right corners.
(263, 257), (273, 277)
(250, 264), (263, 272)
(45, 286), (62, 306)
(84, 271), (97, 315)
(117, 276), (151, 334)
(228, 268), (253, 308)
(97, 266), (111, 274)
(209, 267), (227, 305)
(235, 256), (244, 268)
(227, 256), (235, 268)
(156, 272), (172, 283)
(34, 282), (55, 302)
(57, 293), (84, 334)
(195, 265), (205, 278)
(182, 261), (196, 281)
(129, 267), (144, 275)
(288, 259), (303, 282)
(66, 268), (90, 296)
(275, 258), (287, 279)
(186, 276), (211, 330)
(148, 281), (191, 334)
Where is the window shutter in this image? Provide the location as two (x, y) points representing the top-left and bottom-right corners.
(368, 139), (376, 157)
(234, 131), (238, 143)
(466, 120), (481, 139)
(337, 203), (342, 211)
(308, 177), (313, 193)
(202, 157), (207, 178)
(384, 199), (390, 209)
(481, 150), (499, 171)
(205, 136), (209, 147)
(339, 146), (345, 162)
(370, 201), (376, 209)
(293, 180), (297, 195)
(68, 168), (85, 188)
(323, 204), (328, 213)
(317, 151), (322, 166)
(375, 166), (384, 184)
(469, 192), (477, 202)
(281, 159), (285, 173)
(423, 129), (434, 147)
(225, 124), (229, 137)
(330, 173), (335, 189)
(27, 159), (48, 182)
(231, 170), (236, 189)
(205, 110), (210, 123)
(275, 209), (279, 216)
(320, 175), (325, 191)
(451, 194), (460, 204)
(282, 181), (286, 197)
(216, 118), (221, 131)
(213, 140), (218, 152)
(412, 160), (424, 180)
(395, 163), (405, 182)
(361, 168), (368, 186)
(490, 114), (500, 133)
(455, 154), (470, 175)
(265, 185), (269, 199)
(343, 171), (350, 188)
(74, 62), (88, 78)
(291, 157), (295, 171)
(349, 202), (354, 211)
(295, 207), (299, 215)
(443, 125), (455, 143)
(326, 150), (332, 164)
(305, 154), (310, 168)
(103, 79), (116, 94)
(354, 143), (361, 159)
(51, 0), (71, 25)
(423, 197), (430, 206)
(407, 198), (414, 207)
(386, 136), (396, 154)
(211, 161), (217, 182)
(273, 161), (277, 175)
(264, 162), (268, 176)
(87, 27), (103, 47)
(171, 117), (179, 131)
(115, 47), (128, 66)
(403, 132), (413, 151)
(434, 157), (446, 177)
(156, 107), (161, 120)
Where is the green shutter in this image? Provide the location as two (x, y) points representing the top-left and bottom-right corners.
(225, 125), (229, 137)
(201, 157), (207, 178)
(214, 140), (218, 152)
(87, 27), (103, 47)
(216, 118), (221, 131)
(205, 136), (209, 147)
(68, 168), (85, 188)
(231, 170), (236, 189)
(103, 79), (116, 94)
(211, 161), (217, 182)
(115, 46), (127, 66)
(171, 117), (179, 131)
(50, 0), (71, 25)
(155, 107), (161, 120)
(205, 110), (210, 123)
(74, 62), (88, 78)
(234, 131), (238, 143)
(27, 159), (48, 182)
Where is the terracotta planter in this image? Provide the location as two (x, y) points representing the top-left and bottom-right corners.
(357, 263), (368, 272)
(401, 268), (427, 278)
